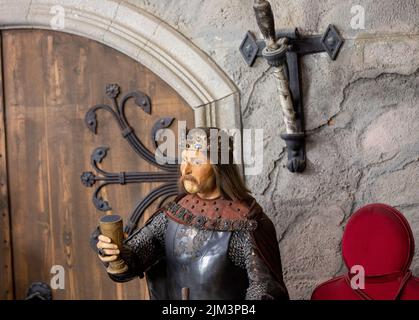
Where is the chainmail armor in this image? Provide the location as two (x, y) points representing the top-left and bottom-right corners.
(228, 231), (251, 269)
(228, 230), (278, 300)
(136, 211), (168, 246)
(122, 211), (168, 273)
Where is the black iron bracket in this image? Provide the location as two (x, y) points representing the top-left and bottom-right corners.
(239, 24), (344, 172)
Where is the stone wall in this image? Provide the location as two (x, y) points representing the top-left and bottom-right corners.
(125, 0), (419, 299)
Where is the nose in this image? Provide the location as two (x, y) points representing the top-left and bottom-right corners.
(181, 162), (192, 176)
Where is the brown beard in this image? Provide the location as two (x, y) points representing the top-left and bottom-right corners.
(180, 175), (198, 185)
(179, 175), (200, 194)
(179, 175), (199, 194)
(180, 173), (217, 195)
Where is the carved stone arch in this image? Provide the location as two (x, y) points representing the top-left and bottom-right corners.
(0, 0), (240, 129)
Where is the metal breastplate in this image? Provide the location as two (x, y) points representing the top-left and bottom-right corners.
(165, 219), (248, 300)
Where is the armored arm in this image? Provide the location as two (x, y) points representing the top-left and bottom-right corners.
(90, 211), (168, 282)
(229, 231), (289, 300)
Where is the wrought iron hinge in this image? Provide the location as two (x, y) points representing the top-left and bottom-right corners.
(81, 84), (179, 235)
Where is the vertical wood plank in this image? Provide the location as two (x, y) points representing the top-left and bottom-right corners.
(0, 31), (14, 300)
(2, 29), (194, 300)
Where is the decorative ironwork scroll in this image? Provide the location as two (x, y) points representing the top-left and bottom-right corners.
(81, 84), (179, 235)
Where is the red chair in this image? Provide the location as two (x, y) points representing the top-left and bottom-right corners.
(312, 203), (419, 300)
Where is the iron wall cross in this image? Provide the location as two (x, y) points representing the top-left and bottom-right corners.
(80, 84), (179, 235)
(240, 0), (344, 173)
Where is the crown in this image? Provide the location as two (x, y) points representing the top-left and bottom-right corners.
(179, 128), (233, 153)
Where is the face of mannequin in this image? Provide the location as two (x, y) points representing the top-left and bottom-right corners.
(180, 149), (220, 199)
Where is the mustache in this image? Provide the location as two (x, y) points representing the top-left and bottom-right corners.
(180, 175), (198, 184)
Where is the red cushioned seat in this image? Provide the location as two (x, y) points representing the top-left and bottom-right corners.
(312, 203), (419, 300)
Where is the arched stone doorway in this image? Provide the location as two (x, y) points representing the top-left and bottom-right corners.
(0, 0), (240, 129)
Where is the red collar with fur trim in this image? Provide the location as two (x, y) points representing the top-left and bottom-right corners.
(164, 194), (258, 231)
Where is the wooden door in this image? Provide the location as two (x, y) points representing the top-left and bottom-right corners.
(0, 29), (194, 299)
